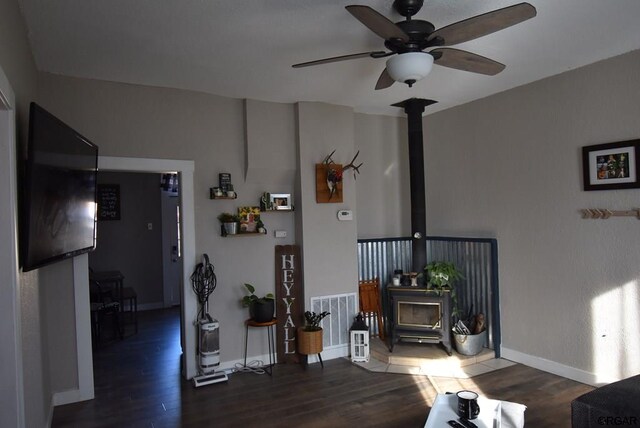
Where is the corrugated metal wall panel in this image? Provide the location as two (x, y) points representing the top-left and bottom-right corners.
(357, 237), (499, 351)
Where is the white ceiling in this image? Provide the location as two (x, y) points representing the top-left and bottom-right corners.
(18, 0), (640, 116)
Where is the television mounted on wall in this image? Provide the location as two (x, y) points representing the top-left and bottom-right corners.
(20, 102), (99, 272)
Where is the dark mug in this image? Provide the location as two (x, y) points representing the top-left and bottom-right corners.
(457, 390), (480, 420)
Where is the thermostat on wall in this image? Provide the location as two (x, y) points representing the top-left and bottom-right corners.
(337, 210), (353, 221)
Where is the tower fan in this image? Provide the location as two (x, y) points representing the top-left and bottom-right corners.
(191, 254), (228, 387)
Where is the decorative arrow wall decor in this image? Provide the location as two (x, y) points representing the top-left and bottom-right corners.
(580, 208), (640, 219)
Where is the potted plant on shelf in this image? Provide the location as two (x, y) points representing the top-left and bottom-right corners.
(241, 283), (275, 323)
(297, 311), (330, 356)
(218, 212), (239, 235)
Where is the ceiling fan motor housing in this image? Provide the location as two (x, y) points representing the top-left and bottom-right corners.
(387, 20), (436, 53)
(393, 0), (425, 18)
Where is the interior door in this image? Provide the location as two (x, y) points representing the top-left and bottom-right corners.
(161, 179), (182, 307)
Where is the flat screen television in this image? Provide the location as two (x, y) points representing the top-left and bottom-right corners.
(21, 102), (99, 272)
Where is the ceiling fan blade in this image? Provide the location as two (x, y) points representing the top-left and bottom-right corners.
(375, 68), (395, 90)
(346, 5), (409, 42)
(428, 3), (536, 46)
(431, 48), (505, 76)
(292, 51), (387, 68)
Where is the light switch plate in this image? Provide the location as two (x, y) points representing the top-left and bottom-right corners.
(274, 230), (287, 238)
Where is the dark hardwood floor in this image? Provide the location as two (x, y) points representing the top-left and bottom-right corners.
(52, 308), (593, 428)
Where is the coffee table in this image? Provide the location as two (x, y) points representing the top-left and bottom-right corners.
(424, 393), (526, 428)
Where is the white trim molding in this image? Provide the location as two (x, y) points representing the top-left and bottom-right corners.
(501, 347), (608, 387)
(0, 63), (25, 428)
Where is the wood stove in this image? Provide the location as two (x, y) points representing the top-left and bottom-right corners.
(387, 286), (452, 355)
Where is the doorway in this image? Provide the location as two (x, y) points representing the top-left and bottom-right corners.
(74, 156), (198, 398)
(89, 171), (183, 312)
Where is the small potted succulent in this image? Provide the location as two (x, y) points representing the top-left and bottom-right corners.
(218, 212), (239, 235)
(241, 283), (275, 323)
(297, 311), (330, 355)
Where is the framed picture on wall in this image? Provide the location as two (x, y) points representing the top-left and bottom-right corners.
(582, 140), (640, 191)
(270, 193), (292, 210)
(97, 184), (121, 220)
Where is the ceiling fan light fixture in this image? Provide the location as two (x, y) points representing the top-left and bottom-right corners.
(386, 52), (433, 87)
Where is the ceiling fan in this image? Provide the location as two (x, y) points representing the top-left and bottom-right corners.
(292, 0), (537, 89)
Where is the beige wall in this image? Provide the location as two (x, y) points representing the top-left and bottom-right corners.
(422, 49), (640, 384)
(354, 113), (409, 238)
(297, 102), (359, 301)
(36, 74), (302, 365)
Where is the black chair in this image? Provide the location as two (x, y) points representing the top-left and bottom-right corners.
(89, 280), (122, 345)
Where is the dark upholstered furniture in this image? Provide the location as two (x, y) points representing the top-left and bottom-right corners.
(571, 374), (640, 427)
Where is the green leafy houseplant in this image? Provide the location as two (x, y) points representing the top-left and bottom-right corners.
(424, 261), (464, 318)
(217, 212), (239, 223)
(241, 283), (275, 323)
(302, 311), (330, 332)
(241, 283), (274, 306)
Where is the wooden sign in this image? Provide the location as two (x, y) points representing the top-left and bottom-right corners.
(97, 184), (121, 221)
(275, 245), (304, 363)
(316, 163), (343, 203)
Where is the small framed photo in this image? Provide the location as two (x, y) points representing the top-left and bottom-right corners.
(270, 193), (292, 210)
(582, 140), (640, 191)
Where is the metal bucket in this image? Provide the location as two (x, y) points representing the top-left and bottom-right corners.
(223, 222), (238, 235)
(453, 330), (486, 356)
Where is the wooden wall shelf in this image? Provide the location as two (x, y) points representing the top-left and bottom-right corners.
(222, 232), (266, 237)
(209, 188), (237, 199)
(210, 195), (237, 200)
(261, 208), (294, 212)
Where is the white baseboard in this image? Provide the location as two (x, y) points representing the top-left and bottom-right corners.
(202, 345), (351, 378)
(53, 387), (94, 406)
(501, 347), (612, 387)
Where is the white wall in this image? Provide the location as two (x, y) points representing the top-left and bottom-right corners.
(421, 50), (640, 385)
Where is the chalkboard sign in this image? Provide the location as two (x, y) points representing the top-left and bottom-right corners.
(97, 184), (121, 221)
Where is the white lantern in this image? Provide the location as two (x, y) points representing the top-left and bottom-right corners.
(350, 313), (370, 363)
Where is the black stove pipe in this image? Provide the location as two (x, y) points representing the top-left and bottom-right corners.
(392, 98), (437, 273)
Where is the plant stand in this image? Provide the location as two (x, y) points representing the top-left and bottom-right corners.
(243, 318), (277, 375)
(297, 328), (324, 368)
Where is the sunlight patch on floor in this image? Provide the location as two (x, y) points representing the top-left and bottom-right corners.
(352, 338), (515, 380)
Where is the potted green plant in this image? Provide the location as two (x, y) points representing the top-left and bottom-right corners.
(241, 283), (275, 323)
(297, 311), (330, 355)
(425, 261), (485, 355)
(218, 212), (239, 235)
(424, 260), (464, 319)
